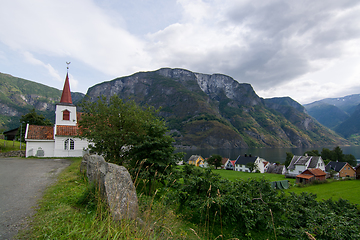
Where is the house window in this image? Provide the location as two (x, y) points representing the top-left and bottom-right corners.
(64, 138), (74, 150)
(63, 110), (70, 120)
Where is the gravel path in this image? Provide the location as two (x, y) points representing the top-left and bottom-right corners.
(0, 158), (71, 240)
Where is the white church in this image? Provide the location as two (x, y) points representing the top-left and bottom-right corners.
(25, 72), (90, 157)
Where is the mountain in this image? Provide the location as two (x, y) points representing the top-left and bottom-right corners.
(334, 104), (360, 139)
(304, 94), (360, 129)
(0, 72), (84, 130)
(305, 103), (349, 129)
(305, 94), (360, 115)
(85, 68), (348, 149)
(304, 94), (360, 142)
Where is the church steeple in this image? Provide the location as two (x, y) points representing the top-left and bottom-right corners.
(60, 73), (73, 104)
(55, 63), (77, 127)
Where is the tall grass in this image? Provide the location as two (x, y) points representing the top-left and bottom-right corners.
(17, 158), (198, 239)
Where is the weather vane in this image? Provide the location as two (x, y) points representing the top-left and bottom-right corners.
(66, 62), (71, 71)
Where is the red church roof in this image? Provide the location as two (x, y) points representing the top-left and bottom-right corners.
(60, 73), (73, 104)
(26, 125), (54, 140)
(56, 125), (78, 136)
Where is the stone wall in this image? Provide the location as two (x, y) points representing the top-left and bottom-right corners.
(0, 150), (25, 158)
(81, 154), (139, 220)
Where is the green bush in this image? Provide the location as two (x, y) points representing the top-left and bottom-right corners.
(163, 165), (360, 239)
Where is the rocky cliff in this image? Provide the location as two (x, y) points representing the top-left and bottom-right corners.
(86, 68), (348, 149)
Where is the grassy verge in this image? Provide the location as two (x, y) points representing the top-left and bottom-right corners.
(0, 139), (25, 152)
(18, 158), (198, 239)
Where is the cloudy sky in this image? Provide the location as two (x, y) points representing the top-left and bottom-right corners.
(1, 0), (360, 104)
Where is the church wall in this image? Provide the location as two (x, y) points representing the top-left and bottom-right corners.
(26, 140), (55, 157)
(54, 136), (89, 157)
(55, 104), (77, 126)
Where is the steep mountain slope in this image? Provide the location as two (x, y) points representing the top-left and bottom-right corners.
(305, 103), (349, 129)
(305, 94), (360, 115)
(86, 68), (348, 149)
(304, 94), (360, 129)
(0, 72), (84, 130)
(335, 104), (360, 139)
(304, 94), (360, 141)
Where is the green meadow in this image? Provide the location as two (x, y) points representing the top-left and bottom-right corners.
(214, 169), (360, 207)
(213, 169), (296, 184)
(285, 179), (360, 206)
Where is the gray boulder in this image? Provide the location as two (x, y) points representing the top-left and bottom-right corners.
(86, 155), (108, 193)
(84, 154), (138, 220)
(105, 163), (138, 220)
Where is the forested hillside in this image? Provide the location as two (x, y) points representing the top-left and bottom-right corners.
(0, 72), (84, 130)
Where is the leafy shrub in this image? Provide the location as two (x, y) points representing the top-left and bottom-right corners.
(163, 165), (360, 239)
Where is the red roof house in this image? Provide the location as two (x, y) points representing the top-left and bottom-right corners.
(296, 168), (326, 184)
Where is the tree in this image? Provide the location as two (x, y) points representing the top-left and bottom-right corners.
(304, 150), (320, 156)
(19, 108), (52, 141)
(332, 146), (344, 162)
(343, 153), (356, 166)
(320, 146), (356, 166)
(78, 95), (182, 194)
(321, 148), (333, 162)
(207, 154), (223, 169)
(246, 162), (258, 172)
(285, 152), (294, 167)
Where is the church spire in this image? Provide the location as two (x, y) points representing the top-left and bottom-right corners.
(60, 63), (73, 104)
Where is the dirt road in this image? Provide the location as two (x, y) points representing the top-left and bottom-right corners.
(0, 158), (71, 240)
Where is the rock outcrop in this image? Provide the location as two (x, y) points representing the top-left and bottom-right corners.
(85, 68), (348, 148)
(82, 154), (138, 220)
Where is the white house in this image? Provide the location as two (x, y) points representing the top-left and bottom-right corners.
(25, 72), (90, 157)
(286, 154), (325, 178)
(234, 154), (268, 173)
(224, 159), (235, 170)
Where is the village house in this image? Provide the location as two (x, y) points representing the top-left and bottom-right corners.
(221, 157), (229, 169)
(3, 127), (19, 141)
(286, 154), (326, 178)
(326, 161), (356, 179)
(266, 164), (287, 175)
(224, 159), (236, 170)
(188, 155), (207, 167)
(355, 164), (360, 179)
(234, 154), (268, 173)
(296, 168), (326, 184)
(25, 72), (90, 157)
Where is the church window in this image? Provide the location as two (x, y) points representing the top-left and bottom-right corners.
(64, 138), (74, 150)
(63, 110), (70, 120)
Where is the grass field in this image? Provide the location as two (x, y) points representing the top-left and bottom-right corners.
(213, 169), (296, 184)
(213, 169), (360, 207)
(0, 139), (25, 152)
(285, 179), (360, 206)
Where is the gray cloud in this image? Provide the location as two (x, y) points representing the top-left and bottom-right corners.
(1, 0), (360, 104)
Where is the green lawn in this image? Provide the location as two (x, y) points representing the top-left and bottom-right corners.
(213, 169), (360, 207)
(213, 169), (296, 184)
(285, 179), (360, 206)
